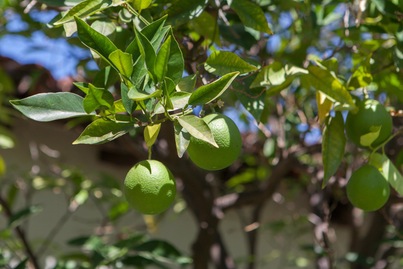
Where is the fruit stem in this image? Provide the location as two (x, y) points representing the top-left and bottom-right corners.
(371, 128), (403, 154)
(148, 147), (152, 160)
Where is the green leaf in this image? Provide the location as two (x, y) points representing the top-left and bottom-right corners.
(83, 84), (114, 113)
(131, 55), (148, 88)
(73, 118), (133, 144)
(121, 83), (136, 114)
(144, 124), (161, 148)
(233, 73), (266, 122)
(205, 51), (258, 76)
(176, 75), (197, 93)
(126, 16), (168, 55)
(230, 0), (272, 34)
(306, 66), (356, 108)
(128, 86), (162, 101)
(177, 115), (218, 147)
(322, 112), (346, 187)
(370, 153), (403, 196)
(154, 36), (172, 82)
(166, 32), (185, 84)
(133, 0), (152, 11)
(188, 72), (239, 106)
(8, 205), (42, 228)
(188, 11), (221, 45)
(347, 64), (373, 90)
(164, 0), (208, 26)
(10, 93), (90, 122)
(75, 16), (118, 64)
(174, 121), (191, 158)
(316, 91), (333, 124)
(0, 155), (5, 177)
(251, 64), (307, 97)
(153, 92), (191, 115)
(109, 49), (133, 78)
(53, 0), (113, 26)
(135, 28), (157, 79)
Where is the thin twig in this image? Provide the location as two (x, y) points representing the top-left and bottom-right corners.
(0, 195), (40, 269)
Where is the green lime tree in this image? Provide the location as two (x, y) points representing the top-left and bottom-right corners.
(1, 0), (403, 268)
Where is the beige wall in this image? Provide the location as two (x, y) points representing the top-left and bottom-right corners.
(0, 118), (351, 268)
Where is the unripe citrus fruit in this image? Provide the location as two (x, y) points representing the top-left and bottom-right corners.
(346, 164), (390, 211)
(346, 99), (392, 148)
(187, 113), (242, 171)
(123, 160), (176, 215)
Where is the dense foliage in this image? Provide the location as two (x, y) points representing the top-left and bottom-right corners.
(1, 0), (403, 268)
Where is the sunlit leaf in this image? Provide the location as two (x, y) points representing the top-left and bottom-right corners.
(164, 0), (208, 26)
(205, 51), (257, 76)
(316, 91), (333, 124)
(154, 36), (171, 82)
(306, 66), (356, 108)
(174, 121), (191, 158)
(10, 93), (90, 122)
(73, 118), (134, 144)
(230, 0), (272, 34)
(177, 115), (218, 147)
(370, 153), (403, 196)
(75, 17), (118, 64)
(53, 0), (113, 26)
(188, 72), (239, 106)
(83, 84), (114, 113)
(144, 124), (161, 148)
(109, 49), (134, 78)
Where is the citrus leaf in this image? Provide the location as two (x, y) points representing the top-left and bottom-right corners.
(177, 115), (218, 148)
(205, 51), (257, 76)
(144, 124), (161, 148)
(135, 27), (157, 79)
(0, 155), (5, 177)
(109, 49), (133, 78)
(8, 205), (42, 228)
(322, 112), (346, 187)
(164, 0), (208, 26)
(121, 83), (136, 114)
(154, 36), (171, 82)
(188, 72), (239, 106)
(306, 66), (356, 108)
(10, 92), (90, 122)
(83, 84), (114, 113)
(73, 119), (133, 144)
(153, 92), (191, 114)
(230, 0), (272, 34)
(128, 86), (162, 101)
(369, 153), (403, 196)
(75, 16), (118, 64)
(53, 0), (114, 26)
(166, 32), (184, 84)
(174, 121), (190, 158)
(316, 91), (333, 124)
(132, 0), (152, 11)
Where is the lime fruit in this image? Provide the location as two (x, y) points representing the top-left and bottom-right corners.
(187, 113), (242, 171)
(346, 99), (393, 148)
(346, 164), (390, 211)
(123, 160), (176, 215)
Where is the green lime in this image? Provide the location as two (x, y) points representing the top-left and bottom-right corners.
(346, 164), (390, 211)
(346, 99), (392, 148)
(187, 113), (242, 171)
(123, 160), (176, 215)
